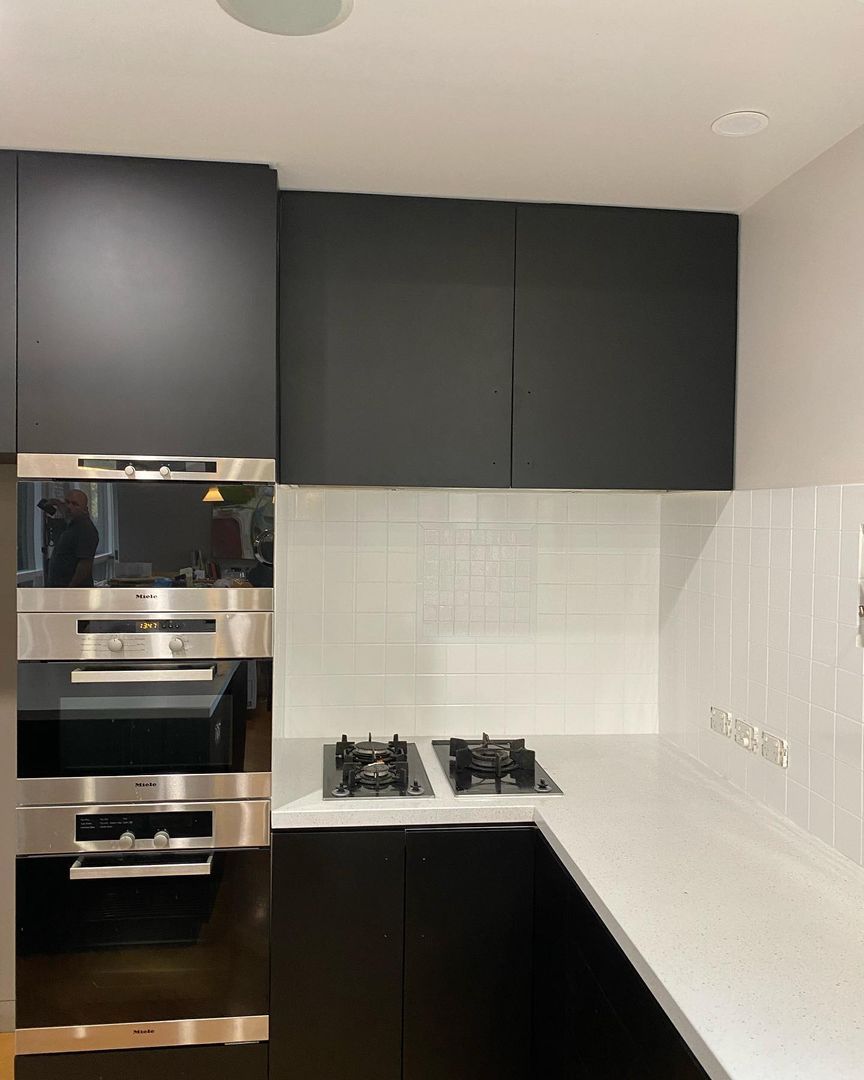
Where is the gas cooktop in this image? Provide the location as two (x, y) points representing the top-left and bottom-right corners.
(432, 734), (562, 796)
(323, 734), (433, 800)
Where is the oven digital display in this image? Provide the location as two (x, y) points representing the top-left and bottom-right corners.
(77, 619), (217, 634)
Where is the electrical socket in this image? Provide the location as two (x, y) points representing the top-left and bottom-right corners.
(761, 731), (788, 768)
(734, 718), (760, 752)
(710, 707), (732, 737)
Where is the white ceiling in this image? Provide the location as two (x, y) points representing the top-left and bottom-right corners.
(2, 0), (864, 211)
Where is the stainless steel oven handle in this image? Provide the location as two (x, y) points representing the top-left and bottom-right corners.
(69, 856), (214, 880)
(70, 667), (216, 684)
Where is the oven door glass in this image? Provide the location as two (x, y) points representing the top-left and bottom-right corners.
(16, 848), (270, 1029)
(17, 479), (274, 590)
(17, 660), (272, 779)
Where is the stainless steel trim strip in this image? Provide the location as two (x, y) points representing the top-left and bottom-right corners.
(17, 772), (271, 807)
(18, 611), (272, 660)
(17, 588), (274, 614)
(17, 453), (275, 483)
(69, 855), (214, 880)
(15, 1015), (269, 1055)
(70, 666), (216, 684)
(17, 799), (270, 855)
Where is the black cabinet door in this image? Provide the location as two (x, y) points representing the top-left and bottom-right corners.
(0, 151), (15, 457)
(17, 153), (277, 458)
(14, 1043), (268, 1080)
(532, 828), (585, 1077)
(403, 826), (534, 1080)
(513, 203), (738, 490)
(270, 829), (405, 1080)
(533, 833), (709, 1080)
(279, 192), (515, 487)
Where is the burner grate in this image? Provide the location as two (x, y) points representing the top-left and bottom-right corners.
(326, 735), (428, 799)
(434, 736), (561, 796)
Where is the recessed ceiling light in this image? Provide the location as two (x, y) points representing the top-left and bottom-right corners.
(216, 0), (354, 36)
(711, 111), (770, 137)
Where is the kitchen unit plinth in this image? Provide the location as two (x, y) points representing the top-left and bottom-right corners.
(13, 1042), (267, 1080)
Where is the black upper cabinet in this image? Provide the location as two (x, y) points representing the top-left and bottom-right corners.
(279, 192), (515, 487)
(0, 151), (15, 458)
(512, 203), (738, 490)
(17, 153), (277, 459)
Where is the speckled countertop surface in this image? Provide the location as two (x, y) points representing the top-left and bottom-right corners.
(272, 734), (864, 1080)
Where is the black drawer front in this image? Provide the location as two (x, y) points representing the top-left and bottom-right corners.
(15, 1042), (268, 1080)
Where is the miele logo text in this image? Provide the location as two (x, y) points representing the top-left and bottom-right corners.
(133, 1030), (155, 1035)
(135, 782), (157, 788)
(136, 593), (157, 599)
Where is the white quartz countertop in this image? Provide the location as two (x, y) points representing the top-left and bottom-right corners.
(272, 734), (864, 1080)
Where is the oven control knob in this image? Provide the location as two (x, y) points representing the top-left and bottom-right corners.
(153, 830), (170, 850)
(159, 465), (171, 478)
(123, 464), (136, 478)
(118, 831), (136, 850)
(169, 637), (185, 653)
(108, 637), (124, 653)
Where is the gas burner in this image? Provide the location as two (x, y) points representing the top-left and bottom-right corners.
(353, 739), (394, 763)
(434, 737), (562, 796)
(335, 733), (407, 765)
(324, 736), (433, 800)
(356, 760), (398, 787)
(451, 734), (534, 779)
(468, 733), (516, 774)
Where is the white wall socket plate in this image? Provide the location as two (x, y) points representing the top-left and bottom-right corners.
(734, 718), (760, 752)
(857, 524), (864, 649)
(710, 707), (732, 737)
(761, 731), (788, 768)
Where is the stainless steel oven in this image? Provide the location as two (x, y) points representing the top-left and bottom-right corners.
(16, 453), (275, 613)
(17, 610), (273, 805)
(15, 799), (270, 1056)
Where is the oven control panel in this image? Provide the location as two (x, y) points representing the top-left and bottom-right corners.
(75, 619), (216, 659)
(76, 811), (213, 850)
(18, 610), (273, 662)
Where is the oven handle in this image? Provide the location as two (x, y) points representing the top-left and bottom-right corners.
(69, 856), (214, 880)
(70, 667), (216, 684)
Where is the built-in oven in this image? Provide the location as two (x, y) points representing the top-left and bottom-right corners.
(16, 453), (275, 613)
(17, 610), (273, 805)
(15, 799), (270, 1057)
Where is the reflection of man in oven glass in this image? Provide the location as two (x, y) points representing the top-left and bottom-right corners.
(47, 490), (100, 587)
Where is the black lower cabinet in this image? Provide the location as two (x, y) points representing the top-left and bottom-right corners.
(403, 827), (534, 1080)
(532, 833), (708, 1079)
(270, 826), (533, 1080)
(270, 826), (706, 1080)
(269, 829), (406, 1080)
(15, 1044), (267, 1080)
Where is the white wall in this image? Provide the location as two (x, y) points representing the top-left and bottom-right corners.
(736, 122), (864, 489)
(659, 486), (864, 867)
(275, 487), (660, 738)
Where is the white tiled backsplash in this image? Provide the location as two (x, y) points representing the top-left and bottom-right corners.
(274, 488), (661, 739)
(660, 487), (864, 866)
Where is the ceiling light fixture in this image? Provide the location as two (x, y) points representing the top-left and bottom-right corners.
(216, 0), (354, 35)
(711, 111), (770, 137)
